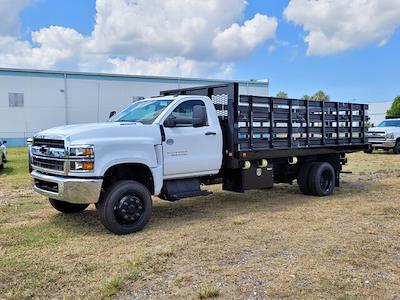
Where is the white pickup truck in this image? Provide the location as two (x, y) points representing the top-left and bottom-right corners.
(0, 139), (6, 169)
(366, 118), (400, 154)
(30, 83), (369, 234)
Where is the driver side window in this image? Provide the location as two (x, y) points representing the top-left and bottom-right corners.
(170, 100), (206, 127)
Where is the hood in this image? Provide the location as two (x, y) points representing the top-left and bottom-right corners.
(36, 122), (162, 144)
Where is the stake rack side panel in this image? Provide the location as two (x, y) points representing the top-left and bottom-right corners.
(236, 96), (369, 152)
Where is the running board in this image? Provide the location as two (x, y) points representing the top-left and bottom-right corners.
(159, 178), (212, 201)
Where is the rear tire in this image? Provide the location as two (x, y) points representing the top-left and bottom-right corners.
(308, 162), (336, 197)
(97, 180), (152, 235)
(49, 199), (89, 213)
(297, 162), (315, 195)
(1, 153), (5, 163)
(393, 141), (400, 154)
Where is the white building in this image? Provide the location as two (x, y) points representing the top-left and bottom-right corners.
(367, 101), (392, 127)
(0, 68), (269, 146)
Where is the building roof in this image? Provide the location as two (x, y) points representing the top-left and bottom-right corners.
(0, 67), (269, 87)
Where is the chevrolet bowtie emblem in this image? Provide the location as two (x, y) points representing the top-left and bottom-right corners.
(39, 146), (48, 153)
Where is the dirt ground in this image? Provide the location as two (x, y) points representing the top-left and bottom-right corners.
(0, 148), (399, 299)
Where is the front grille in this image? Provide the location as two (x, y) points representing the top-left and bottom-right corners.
(32, 156), (65, 172)
(33, 138), (65, 149)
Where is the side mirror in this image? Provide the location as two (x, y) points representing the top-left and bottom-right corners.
(193, 105), (207, 127)
(164, 116), (176, 128)
(3, 141), (6, 144)
(109, 111), (116, 119)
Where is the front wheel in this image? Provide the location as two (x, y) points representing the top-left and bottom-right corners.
(393, 141), (400, 154)
(97, 180), (152, 235)
(49, 199), (89, 213)
(364, 145), (373, 154)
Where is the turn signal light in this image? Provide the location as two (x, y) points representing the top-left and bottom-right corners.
(82, 148), (94, 156)
(82, 162), (94, 170)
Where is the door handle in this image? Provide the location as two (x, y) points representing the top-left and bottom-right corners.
(205, 132), (217, 136)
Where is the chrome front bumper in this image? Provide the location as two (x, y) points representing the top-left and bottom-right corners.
(369, 140), (396, 148)
(31, 170), (103, 204)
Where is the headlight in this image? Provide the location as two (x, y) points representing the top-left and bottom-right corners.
(386, 133), (394, 139)
(69, 145), (95, 172)
(69, 145), (94, 157)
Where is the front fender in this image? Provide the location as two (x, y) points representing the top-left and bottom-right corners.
(97, 144), (163, 195)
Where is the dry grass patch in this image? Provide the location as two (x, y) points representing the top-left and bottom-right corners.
(198, 285), (220, 298)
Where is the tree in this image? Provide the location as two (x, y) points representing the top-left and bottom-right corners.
(387, 96), (400, 117)
(276, 91), (288, 99)
(302, 91), (330, 101)
(311, 90), (330, 101)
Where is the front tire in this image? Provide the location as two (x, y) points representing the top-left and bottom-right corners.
(393, 141), (400, 154)
(97, 180), (152, 235)
(308, 162), (336, 197)
(49, 199), (89, 213)
(364, 145), (373, 154)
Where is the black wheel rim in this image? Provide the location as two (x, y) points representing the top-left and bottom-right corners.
(320, 170), (332, 192)
(114, 193), (144, 224)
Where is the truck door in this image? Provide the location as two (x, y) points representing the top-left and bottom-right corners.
(162, 99), (222, 179)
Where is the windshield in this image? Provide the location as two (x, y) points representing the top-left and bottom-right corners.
(110, 99), (173, 124)
(377, 120), (400, 127)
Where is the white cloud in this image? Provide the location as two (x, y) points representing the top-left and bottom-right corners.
(0, 26), (84, 69)
(88, 0), (248, 59)
(284, 0), (400, 55)
(212, 13), (277, 60)
(107, 56), (233, 78)
(0, 0), (277, 77)
(0, 0), (32, 36)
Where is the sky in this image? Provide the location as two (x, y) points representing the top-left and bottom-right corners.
(0, 0), (399, 102)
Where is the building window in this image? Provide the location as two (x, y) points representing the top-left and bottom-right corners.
(9, 93), (24, 107)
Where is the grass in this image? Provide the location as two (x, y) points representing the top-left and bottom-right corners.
(198, 286), (220, 298)
(100, 276), (124, 300)
(1, 148), (400, 299)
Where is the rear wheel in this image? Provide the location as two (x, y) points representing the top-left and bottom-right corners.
(308, 162), (336, 197)
(297, 162), (315, 195)
(97, 180), (152, 235)
(393, 141), (400, 154)
(49, 199), (89, 213)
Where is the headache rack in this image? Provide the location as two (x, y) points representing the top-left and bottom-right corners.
(161, 83), (369, 166)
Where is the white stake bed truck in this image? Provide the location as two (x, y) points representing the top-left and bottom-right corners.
(30, 83), (369, 234)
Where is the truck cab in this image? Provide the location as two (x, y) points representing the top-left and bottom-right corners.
(31, 95), (222, 234)
(366, 118), (400, 154)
